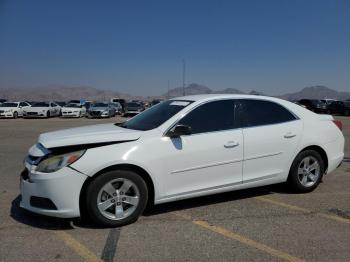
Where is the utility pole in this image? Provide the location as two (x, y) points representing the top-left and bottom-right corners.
(182, 59), (186, 96)
(167, 80), (170, 99)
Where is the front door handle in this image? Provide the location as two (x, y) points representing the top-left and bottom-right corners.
(284, 132), (296, 138)
(224, 141), (239, 148)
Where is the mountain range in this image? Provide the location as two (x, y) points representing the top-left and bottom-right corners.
(163, 84), (350, 100)
(0, 84), (349, 101)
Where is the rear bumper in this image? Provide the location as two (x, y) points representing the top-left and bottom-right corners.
(327, 153), (344, 174)
(323, 137), (345, 174)
(20, 167), (87, 218)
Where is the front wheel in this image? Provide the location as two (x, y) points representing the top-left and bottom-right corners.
(13, 111), (18, 119)
(46, 111), (50, 118)
(85, 170), (148, 227)
(287, 150), (324, 193)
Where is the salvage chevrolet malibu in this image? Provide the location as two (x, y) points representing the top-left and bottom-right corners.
(20, 95), (345, 227)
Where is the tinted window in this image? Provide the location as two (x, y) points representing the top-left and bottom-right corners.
(120, 100), (192, 131)
(239, 99), (296, 127)
(177, 100), (237, 134)
(92, 103), (108, 107)
(0, 102), (18, 107)
(32, 102), (49, 107)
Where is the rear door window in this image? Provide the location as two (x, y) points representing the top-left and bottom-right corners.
(238, 99), (296, 128)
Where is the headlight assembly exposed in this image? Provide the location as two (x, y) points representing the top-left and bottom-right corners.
(36, 150), (85, 173)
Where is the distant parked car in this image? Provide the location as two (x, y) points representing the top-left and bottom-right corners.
(23, 102), (61, 118)
(110, 102), (123, 114)
(84, 101), (92, 110)
(150, 99), (163, 107)
(87, 102), (116, 118)
(321, 99), (338, 105)
(61, 103), (86, 118)
(298, 99), (327, 113)
(68, 99), (86, 106)
(55, 101), (67, 107)
(111, 98), (126, 112)
(327, 101), (350, 116)
(0, 101), (31, 118)
(124, 102), (144, 116)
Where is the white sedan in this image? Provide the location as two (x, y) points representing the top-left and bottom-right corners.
(23, 102), (61, 118)
(61, 103), (86, 118)
(20, 94), (344, 227)
(0, 101), (31, 118)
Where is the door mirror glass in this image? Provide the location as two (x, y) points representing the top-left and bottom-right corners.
(167, 124), (192, 138)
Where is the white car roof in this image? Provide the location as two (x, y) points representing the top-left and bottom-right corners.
(172, 94), (281, 102)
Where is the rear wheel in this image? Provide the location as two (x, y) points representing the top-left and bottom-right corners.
(287, 150), (324, 192)
(85, 170), (148, 227)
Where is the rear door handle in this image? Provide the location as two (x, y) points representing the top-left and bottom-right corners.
(284, 132), (296, 138)
(224, 141), (239, 148)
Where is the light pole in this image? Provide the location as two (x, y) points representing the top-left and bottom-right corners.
(182, 59), (186, 96)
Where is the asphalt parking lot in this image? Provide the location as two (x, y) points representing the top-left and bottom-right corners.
(0, 116), (349, 262)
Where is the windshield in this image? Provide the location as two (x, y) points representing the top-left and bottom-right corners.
(92, 103), (108, 107)
(0, 102), (18, 107)
(65, 103), (81, 108)
(68, 100), (80, 104)
(119, 100), (192, 131)
(32, 102), (50, 107)
(344, 101), (350, 107)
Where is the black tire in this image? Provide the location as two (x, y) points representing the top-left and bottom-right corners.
(85, 170), (148, 227)
(13, 111), (18, 119)
(46, 111), (50, 118)
(287, 150), (324, 193)
(344, 110), (350, 116)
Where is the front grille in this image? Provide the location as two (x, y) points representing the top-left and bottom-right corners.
(27, 112), (38, 115)
(30, 196), (57, 210)
(0, 110), (4, 113)
(91, 111), (101, 116)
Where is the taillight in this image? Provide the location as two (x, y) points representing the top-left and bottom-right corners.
(333, 120), (343, 131)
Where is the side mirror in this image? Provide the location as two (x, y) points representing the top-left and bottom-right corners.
(167, 124), (192, 138)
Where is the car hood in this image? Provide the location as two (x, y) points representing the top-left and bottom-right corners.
(26, 107), (49, 112)
(38, 123), (141, 149)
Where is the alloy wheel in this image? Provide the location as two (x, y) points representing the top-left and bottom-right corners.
(297, 156), (320, 187)
(97, 178), (140, 220)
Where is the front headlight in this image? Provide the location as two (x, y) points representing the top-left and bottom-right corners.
(5, 109), (12, 113)
(36, 150), (85, 173)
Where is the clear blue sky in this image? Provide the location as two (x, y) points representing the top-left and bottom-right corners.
(0, 0), (349, 96)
